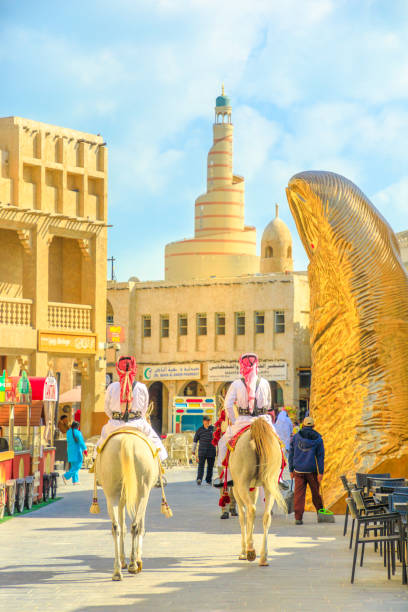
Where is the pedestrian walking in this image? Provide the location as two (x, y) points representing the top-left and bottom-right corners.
(62, 421), (87, 485)
(57, 414), (70, 435)
(274, 409), (293, 453)
(192, 416), (216, 485)
(288, 416), (324, 525)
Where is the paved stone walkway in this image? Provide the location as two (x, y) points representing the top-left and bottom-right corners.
(1, 468), (407, 611)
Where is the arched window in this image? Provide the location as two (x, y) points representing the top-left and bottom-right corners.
(287, 246), (292, 258)
(180, 380), (206, 397)
(265, 246), (273, 258)
(106, 300), (114, 324)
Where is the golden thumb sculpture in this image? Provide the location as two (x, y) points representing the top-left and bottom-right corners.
(286, 171), (408, 511)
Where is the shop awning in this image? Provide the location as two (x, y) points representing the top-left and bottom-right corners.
(30, 401), (45, 426)
(14, 404), (29, 426)
(59, 386), (81, 404)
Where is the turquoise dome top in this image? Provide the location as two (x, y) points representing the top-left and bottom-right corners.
(216, 94), (231, 107)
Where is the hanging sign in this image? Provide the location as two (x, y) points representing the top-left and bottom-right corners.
(17, 371), (31, 403)
(207, 361), (288, 382)
(4, 372), (13, 402)
(43, 375), (58, 402)
(106, 325), (125, 343)
(0, 371), (5, 402)
(38, 331), (97, 354)
(143, 364), (201, 381)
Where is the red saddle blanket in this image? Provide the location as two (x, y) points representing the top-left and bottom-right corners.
(222, 424), (251, 468)
(221, 423), (286, 487)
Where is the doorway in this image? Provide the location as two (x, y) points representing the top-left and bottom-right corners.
(270, 381), (284, 409)
(148, 381), (164, 435)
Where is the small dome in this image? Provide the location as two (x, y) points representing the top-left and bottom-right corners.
(260, 204), (293, 274)
(261, 216), (292, 245)
(216, 84), (231, 107)
(216, 95), (231, 107)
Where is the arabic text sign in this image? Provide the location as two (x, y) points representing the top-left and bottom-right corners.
(106, 324), (125, 343)
(43, 376), (58, 402)
(38, 331), (97, 354)
(208, 361), (287, 382)
(143, 364), (201, 381)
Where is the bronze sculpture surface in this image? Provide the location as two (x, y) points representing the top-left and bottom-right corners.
(286, 171), (408, 510)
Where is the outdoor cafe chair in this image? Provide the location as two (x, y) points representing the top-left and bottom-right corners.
(340, 475), (353, 536)
(367, 477), (406, 492)
(340, 475), (383, 538)
(349, 488), (389, 550)
(346, 496), (407, 585)
(356, 473), (390, 492)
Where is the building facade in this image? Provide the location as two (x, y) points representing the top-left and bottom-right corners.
(107, 91), (311, 434)
(0, 116), (108, 437)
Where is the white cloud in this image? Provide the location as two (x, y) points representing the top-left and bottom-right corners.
(234, 106), (281, 179)
(372, 177), (408, 218)
(3, 0), (408, 280)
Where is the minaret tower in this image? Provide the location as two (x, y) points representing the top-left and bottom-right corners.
(165, 88), (258, 281)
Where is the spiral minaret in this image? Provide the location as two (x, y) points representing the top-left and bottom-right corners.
(165, 87), (259, 281)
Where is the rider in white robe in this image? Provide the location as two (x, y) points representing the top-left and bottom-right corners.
(216, 377), (276, 473)
(97, 380), (167, 461)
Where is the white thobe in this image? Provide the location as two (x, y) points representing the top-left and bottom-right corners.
(97, 381), (167, 461)
(217, 378), (276, 468)
(274, 412), (293, 453)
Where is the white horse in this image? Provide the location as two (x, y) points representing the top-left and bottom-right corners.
(229, 418), (286, 566)
(96, 433), (159, 580)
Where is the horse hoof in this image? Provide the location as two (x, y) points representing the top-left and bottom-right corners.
(128, 561), (142, 574)
(112, 572), (123, 581)
(246, 549), (256, 562)
(238, 554), (246, 560)
(259, 559), (269, 567)
(121, 562), (128, 570)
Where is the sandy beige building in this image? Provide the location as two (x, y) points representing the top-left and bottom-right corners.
(107, 90), (311, 434)
(0, 116), (108, 437)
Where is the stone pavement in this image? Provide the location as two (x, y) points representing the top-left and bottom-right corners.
(1, 468), (407, 612)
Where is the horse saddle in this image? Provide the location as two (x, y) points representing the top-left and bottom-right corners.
(97, 426), (158, 459)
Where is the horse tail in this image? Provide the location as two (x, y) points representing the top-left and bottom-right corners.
(250, 418), (286, 513)
(120, 436), (138, 517)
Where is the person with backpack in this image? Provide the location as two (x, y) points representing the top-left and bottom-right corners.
(213, 353), (277, 488)
(62, 421), (87, 485)
(288, 416), (324, 525)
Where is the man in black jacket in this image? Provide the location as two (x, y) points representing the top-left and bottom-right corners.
(192, 416), (216, 485)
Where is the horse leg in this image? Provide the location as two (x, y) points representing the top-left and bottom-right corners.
(129, 495), (148, 574)
(244, 487), (257, 562)
(107, 498), (122, 581)
(118, 497), (127, 570)
(232, 486), (247, 560)
(259, 488), (273, 566)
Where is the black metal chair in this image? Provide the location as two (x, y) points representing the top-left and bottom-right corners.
(349, 488), (388, 550)
(356, 473), (390, 491)
(346, 496), (406, 585)
(368, 477), (406, 492)
(340, 475), (353, 536)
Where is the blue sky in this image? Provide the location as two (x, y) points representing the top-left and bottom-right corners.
(1, 0), (408, 280)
